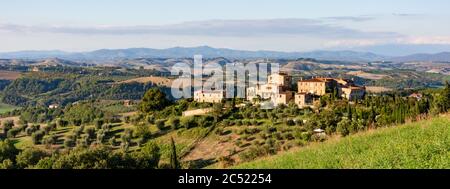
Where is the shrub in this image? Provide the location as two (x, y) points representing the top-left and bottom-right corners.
(180, 117), (197, 129)
(215, 127), (224, 135)
(18, 124), (28, 132)
(286, 119), (295, 126)
(64, 138), (75, 148)
(16, 148), (49, 168)
(124, 116), (131, 124)
(239, 146), (270, 162)
(109, 136), (117, 146)
(2, 120), (14, 135)
(311, 134), (327, 142)
(96, 129), (106, 144)
(337, 118), (351, 137)
(133, 125), (152, 140)
(222, 120), (230, 127)
(155, 119), (166, 130)
(0, 159), (14, 169)
(146, 115), (155, 124)
(43, 134), (57, 147)
(25, 126), (36, 136)
(105, 116), (122, 124)
(234, 139), (243, 147)
(0, 139), (19, 163)
(102, 124), (112, 132)
(167, 118), (180, 130)
(85, 127), (96, 140)
(73, 126), (84, 138)
(77, 135), (89, 148)
(217, 156), (235, 168)
(94, 119), (104, 130)
(136, 137), (146, 147)
(7, 128), (21, 138)
(48, 122), (57, 130)
(31, 131), (45, 145)
(42, 125), (53, 135)
(72, 119), (82, 127)
(196, 116), (215, 128)
(122, 129), (133, 141)
(300, 132), (312, 141)
(121, 140), (130, 151)
(131, 141), (161, 168)
(56, 119), (69, 128)
(272, 132), (283, 140)
(282, 132), (294, 140)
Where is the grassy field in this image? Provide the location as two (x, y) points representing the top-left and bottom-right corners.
(0, 70), (21, 80)
(0, 103), (18, 114)
(234, 115), (450, 169)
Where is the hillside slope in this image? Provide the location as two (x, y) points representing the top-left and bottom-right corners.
(234, 115), (450, 169)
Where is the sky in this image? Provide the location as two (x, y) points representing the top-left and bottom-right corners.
(1, 0), (450, 54)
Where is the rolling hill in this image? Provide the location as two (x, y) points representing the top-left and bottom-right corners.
(234, 114), (450, 169)
(2, 46), (450, 63)
(0, 46), (387, 62)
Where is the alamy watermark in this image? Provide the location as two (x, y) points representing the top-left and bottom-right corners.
(170, 55), (281, 100)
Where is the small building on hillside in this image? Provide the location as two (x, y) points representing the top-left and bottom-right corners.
(123, 100), (133, 107)
(298, 77), (365, 101)
(48, 104), (59, 109)
(194, 90), (225, 103)
(298, 77), (337, 96)
(246, 73), (294, 106)
(267, 73), (292, 91)
(272, 91), (295, 106)
(409, 93), (423, 100)
(294, 93), (314, 108)
(340, 86), (366, 101)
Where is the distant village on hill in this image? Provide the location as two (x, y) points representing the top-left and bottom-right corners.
(194, 73), (366, 108)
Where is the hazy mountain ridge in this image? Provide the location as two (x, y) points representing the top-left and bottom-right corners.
(1, 46), (450, 62)
(0, 46), (386, 62)
(391, 52), (450, 62)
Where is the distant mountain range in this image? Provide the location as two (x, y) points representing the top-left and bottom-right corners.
(1, 46), (450, 63)
(391, 52), (450, 62)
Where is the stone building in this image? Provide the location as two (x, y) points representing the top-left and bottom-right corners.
(193, 90), (225, 103)
(246, 73), (294, 106)
(297, 77), (365, 101)
(297, 78), (337, 96)
(340, 86), (366, 101)
(294, 93), (314, 108)
(273, 91), (295, 106)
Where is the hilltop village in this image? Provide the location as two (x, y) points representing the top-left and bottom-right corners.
(194, 73), (366, 108)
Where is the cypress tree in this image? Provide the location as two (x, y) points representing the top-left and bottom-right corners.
(444, 81), (450, 111)
(169, 137), (180, 169)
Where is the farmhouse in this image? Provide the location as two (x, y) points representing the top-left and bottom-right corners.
(298, 77), (337, 96)
(298, 77), (365, 101)
(194, 90), (226, 103)
(294, 93), (314, 108)
(409, 93), (423, 100)
(246, 73), (294, 106)
(341, 86), (366, 101)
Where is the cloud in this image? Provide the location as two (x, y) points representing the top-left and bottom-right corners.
(392, 13), (424, 17)
(399, 36), (450, 45)
(0, 19), (402, 39)
(322, 16), (375, 22)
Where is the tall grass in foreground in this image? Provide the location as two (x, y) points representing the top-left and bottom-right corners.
(234, 115), (450, 169)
